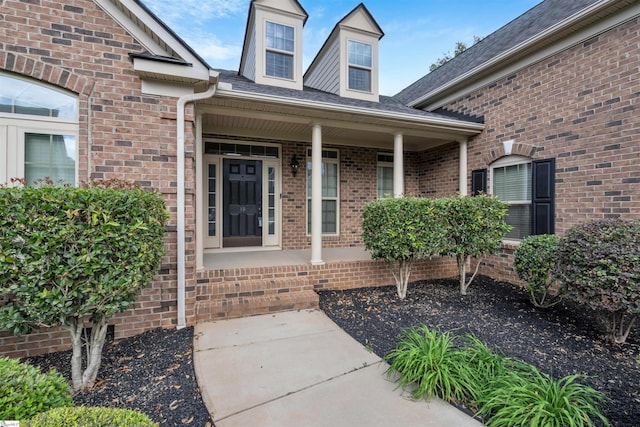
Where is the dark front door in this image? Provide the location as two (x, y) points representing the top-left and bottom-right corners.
(223, 159), (262, 247)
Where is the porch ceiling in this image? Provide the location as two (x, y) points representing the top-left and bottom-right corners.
(197, 93), (483, 152)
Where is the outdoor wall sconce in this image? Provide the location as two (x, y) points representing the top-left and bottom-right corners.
(290, 154), (300, 177)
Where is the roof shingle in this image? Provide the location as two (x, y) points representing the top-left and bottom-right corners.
(393, 0), (600, 105)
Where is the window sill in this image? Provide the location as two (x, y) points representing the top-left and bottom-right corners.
(501, 239), (521, 250)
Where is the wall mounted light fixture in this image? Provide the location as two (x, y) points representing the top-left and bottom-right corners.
(290, 154), (300, 177)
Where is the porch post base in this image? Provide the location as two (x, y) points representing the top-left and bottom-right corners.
(310, 259), (325, 266)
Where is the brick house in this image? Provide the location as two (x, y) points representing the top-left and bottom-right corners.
(396, 0), (640, 284)
(1, 0), (639, 357)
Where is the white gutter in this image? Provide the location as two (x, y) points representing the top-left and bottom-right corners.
(215, 87), (485, 133)
(176, 82), (217, 329)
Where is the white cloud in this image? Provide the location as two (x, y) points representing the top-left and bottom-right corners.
(143, 0), (246, 24)
(187, 36), (242, 69)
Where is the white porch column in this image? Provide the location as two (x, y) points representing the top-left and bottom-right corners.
(310, 123), (324, 265)
(458, 139), (468, 196)
(195, 113), (204, 270)
(393, 132), (404, 198)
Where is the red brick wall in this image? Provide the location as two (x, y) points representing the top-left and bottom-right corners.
(418, 17), (640, 282)
(0, 0), (193, 357)
(281, 142), (420, 249)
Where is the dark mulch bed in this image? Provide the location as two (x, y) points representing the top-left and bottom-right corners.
(319, 276), (640, 427)
(25, 327), (213, 426)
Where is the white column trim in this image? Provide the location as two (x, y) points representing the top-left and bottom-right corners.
(195, 113), (204, 270)
(393, 133), (404, 198)
(310, 124), (324, 265)
(458, 139), (468, 196)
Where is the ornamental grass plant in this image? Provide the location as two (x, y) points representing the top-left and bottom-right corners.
(383, 325), (476, 403)
(476, 368), (610, 427)
(385, 325), (610, 426)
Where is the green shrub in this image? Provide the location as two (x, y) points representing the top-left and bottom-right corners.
(362, 197), (446, 299)
(556, 218), (640, 343)
(0, 182), (169, 390)
(0, 357), (72, 420)
(439, 195), (511, 295)
(24, 406), (158, 427)
(514, 234), (564, 308)
(384, 325), (476, 402)
(476, 367), (609, 427)
(385, 327), (609, 426)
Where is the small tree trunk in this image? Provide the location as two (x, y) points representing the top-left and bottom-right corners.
(458, 255), (482, 295)
(610, 311), (637, 344)
(392, 258), (413, 299)
(68, 318), (84, 392)
(457, 255), (468, 295)
(81, 316), (110, 390)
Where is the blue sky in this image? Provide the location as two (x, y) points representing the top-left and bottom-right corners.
(143, 0), (542, 96)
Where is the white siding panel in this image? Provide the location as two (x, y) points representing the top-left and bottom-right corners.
(305, 37), (340, 95)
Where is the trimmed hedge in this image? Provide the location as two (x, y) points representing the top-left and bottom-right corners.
(556, 218), (640, 343)
(0, 357), (72, 421)
(362, 197), (445, 299)
(514, 234), (564, 308)
(439, 195), (511, 295)
(24, 406), (158, 427)
(0, 182), (168, 390)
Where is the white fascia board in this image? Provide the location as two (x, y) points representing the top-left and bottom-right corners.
(215, 86), (484, 134)
(97, 0), (211, 74)
(410, 0), (633, 109)
(133, 57), (210, 82)
(254, 2), (307, 21)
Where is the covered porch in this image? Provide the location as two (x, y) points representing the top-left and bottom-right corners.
(183, 72), (483, 323)
(203, 246), (370, 270)
(192, 71), (484, 268)
(195, 247), (458, 324)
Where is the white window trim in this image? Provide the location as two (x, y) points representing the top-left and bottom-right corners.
(490, 155), (532, 242)
(377, 152), (393, 199)
(0, 72), (79, 186)
(0, 117), (78, 185)
(264, 20), (295, 81)
(347, 39), (373, 93)
(306, 147), (340, 236)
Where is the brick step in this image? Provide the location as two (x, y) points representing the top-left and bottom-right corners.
(204, 277), (313, 300)
(196, 289), (319, 322)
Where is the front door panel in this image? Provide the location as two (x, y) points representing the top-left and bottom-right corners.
(223, 159), (262, 247)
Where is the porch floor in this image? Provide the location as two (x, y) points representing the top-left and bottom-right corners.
(202, 246), (371, 269)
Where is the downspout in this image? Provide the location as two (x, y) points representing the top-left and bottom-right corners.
(176, 83), (217, 329)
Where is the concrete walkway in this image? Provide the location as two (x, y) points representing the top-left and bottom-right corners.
(193, 310), (483, 427)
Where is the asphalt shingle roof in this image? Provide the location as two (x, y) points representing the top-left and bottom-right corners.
(393, 0), (600, 106)
(217, 70), (474, 123)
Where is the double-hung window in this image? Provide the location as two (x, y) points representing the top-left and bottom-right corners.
(377, 153), (393, 198)
(0, 73), (78, 185)
(475, 155), (555, 240)
(491, 157), (532, 240)
(265, 22), (295, 80)
(348, 40), (372, 92)
(307, 148), (339, 234)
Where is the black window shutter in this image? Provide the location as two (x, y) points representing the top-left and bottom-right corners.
(471, 169), (487, 196)
(532, 158), (555, 235)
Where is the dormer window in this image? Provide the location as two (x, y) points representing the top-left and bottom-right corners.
(265, 22), (295, 79)
(347, 40), (372, 92)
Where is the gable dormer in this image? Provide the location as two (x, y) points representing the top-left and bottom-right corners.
(304, 3), (383, 102)
(239, 0), (308, 90)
